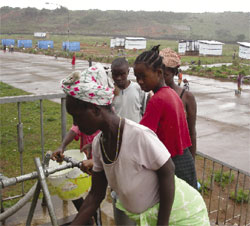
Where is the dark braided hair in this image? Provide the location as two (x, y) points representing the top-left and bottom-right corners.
(134, 45), (163, 71)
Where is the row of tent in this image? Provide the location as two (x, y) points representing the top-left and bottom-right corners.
(1, 39), (80, 52)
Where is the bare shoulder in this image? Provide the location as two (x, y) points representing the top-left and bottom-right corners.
(183, 90), (196, 103)
(183, 90), (197, 110)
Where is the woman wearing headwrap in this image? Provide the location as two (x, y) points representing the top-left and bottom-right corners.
(162, 48), (197, 160)
(52, 63), (113, 225)
(55, 69), (209, 226)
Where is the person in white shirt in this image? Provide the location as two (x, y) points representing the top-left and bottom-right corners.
(111, 57), (148, 123)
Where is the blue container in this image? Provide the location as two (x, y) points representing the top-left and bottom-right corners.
(2, 39), (15, 46)
(17, 40), (32, 48)
(62, 41), (80, 52)
(37, 40), (54, 49)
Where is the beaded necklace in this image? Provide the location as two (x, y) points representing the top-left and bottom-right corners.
(100, 117), (122, 163)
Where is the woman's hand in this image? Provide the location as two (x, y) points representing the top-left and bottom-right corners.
(80, 160), (94, 175)
(51, 148), (64, 163)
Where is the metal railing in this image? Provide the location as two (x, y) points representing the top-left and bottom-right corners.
(0, 93), (67, 200)
(0, 93), (249, 225)
(196, 151), (250, 225)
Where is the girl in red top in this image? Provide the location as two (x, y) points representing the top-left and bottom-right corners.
(134, 45), (197, 189)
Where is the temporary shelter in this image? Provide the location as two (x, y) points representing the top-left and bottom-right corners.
(62, 42), (80, 51)
(2, 39), (15, 46)
(37, 40), (54, 49)
(17, 40), (32, 48)
(110, 37), (125, 48)
(178, 40), (199, 55)
(34, 32), (47, 38)
(237, 42), (250, 60)
(198, 40), (224, 56)
(124, 37), (146, 50)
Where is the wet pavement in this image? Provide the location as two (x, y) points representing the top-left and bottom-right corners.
(0, 51), (250, 225)
(1, 51), (249, 173)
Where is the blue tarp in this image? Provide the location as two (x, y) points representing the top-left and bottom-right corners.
(17, 40), (32, 48)
(62, 41), (80, 52)
(2, 39), (15, 46)
(37, 40), (54, 49)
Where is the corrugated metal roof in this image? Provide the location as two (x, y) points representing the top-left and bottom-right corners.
(198, 40), (224, 45)
(237, 42), (250, 48)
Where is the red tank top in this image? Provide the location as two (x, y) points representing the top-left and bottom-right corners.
(140, 87), (191, 157)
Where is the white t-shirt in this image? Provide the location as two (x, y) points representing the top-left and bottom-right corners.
(92, 119), (170, 213)
(112, 81), (147, 123)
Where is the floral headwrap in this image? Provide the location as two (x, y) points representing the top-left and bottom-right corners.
(159, 48), (181, 68)
(61, 63), (114, 105)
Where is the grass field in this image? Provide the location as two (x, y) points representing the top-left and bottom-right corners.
(0, 82), (79, 208)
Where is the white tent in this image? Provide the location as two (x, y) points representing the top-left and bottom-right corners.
(34, 32), (46, 38)
(178, 40), (199, 55)
(198, 40), (224, 56)
(125, 37), (146, 50)
(237, 42), (250, 60)
(110, 37), (125, 48)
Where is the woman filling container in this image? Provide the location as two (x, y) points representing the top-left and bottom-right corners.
(58, 69), (209, 225)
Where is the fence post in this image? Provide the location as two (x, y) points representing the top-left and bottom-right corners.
(61, 97), (67, 141)
(17, 102), (24, 195)
(40, 100), (45, 163)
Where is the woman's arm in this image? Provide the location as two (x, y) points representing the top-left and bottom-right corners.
(185, 92), (197, 159)
(156, 158), (175, 226)
(70, 170), (108, 225)
(51, 129), (77, 162)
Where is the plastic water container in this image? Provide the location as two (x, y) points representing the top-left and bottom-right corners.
(47, 149), (91, 201)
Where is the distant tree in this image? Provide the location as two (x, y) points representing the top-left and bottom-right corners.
(23, 7), (38, 17)
(55, 6), (68, 14)
(236, 34), (245, 41)
(215, 29), (233, 42)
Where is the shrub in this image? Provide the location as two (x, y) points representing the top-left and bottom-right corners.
(214, 171), (234, 188)
(230, 189), (249, 203)
(191, 66), (197, 71)
(205, 67), (212, 72)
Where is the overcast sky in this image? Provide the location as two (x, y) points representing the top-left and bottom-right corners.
(1, 0), (250, 12)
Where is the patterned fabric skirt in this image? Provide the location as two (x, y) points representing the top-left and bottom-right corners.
(172, 148), (198, 189)
(116, 176), (210, 226)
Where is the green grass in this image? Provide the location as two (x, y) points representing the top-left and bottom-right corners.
(0, 82), (79, 208)
(185, 63), (250, 83)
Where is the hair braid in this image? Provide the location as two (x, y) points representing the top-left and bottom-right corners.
(134, 45), (163, 71)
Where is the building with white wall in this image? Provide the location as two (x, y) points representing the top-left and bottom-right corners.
(124, 37), (146, 50)
(110, 37), (125, 48)
(110, 37), (146, 50)
(178, 40), (199, 55)
(237, 42), (250, 60)
(198, 40), (224, 56)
